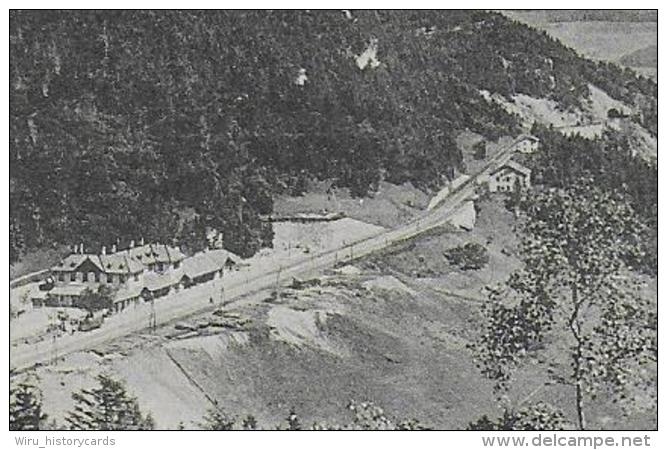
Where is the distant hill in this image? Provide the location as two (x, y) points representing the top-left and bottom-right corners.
(502, 10), (657, 78)
(619, 45), (658, 68)
(502, 10), (657, 23)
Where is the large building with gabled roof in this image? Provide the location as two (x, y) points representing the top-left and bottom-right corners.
(44, 241), (183, 309)
(39, 241), (241, 312)
(50, 250), (144, 285)
(46, 245), (146, 308)
(482, 160), (531, 193)
(124, 240), (186, 273)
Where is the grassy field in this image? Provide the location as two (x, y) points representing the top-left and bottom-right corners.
(525, 21), (655, 63)
(503, 11), (658, 80)
(501, 12), (657, 80)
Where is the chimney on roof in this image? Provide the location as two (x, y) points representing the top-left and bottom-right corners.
(130, 239), (135, 248)
(140, 237), (145, 246)
(73, 244), (78, 254)
(111, 244), (117, 253)
(80, 243), (84, 254)
(101, 246), (106, 255)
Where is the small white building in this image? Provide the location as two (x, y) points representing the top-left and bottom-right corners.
(515, 135), (540, 154)
(295, 68), (308, 86)
(355, 38), (381, 70)
(485, 161), (531, 193)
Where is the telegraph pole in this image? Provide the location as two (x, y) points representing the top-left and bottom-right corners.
(49, 312), (58, 365)
(276, 266), (282, 301)
(149, 297), (156, 332)
(51, 333), (58, 365)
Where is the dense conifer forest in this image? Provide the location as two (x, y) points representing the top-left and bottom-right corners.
(9, 10), (657, 262)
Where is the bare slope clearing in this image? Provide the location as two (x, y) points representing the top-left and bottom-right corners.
(482, 84), (631, 129)
(274, 181), (429, 229)
(34, 343), (212, 428)
(270, 219), (386, 256)
(29, 276), (496, 429)
(159, 281), (497, 429)
(480, 85), (657, 160)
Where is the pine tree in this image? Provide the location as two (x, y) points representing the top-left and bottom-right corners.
(10, 382), (47, 430)
(285, 407), (301, 431)
(200, 407), (236, 430)
(76, 286), (115, 315)
(66, 374), (154, 430)
(467, 402), (571, 431)
(241, 415), (257, 430)
(9, 217), (25, 264)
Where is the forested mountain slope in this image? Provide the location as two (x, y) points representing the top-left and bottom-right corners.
(9, 10), (657, 262)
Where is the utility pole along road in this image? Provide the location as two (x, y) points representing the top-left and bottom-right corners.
(10, 137), (523, 372)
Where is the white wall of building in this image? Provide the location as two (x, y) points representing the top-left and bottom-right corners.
(488, 168), (530, 193)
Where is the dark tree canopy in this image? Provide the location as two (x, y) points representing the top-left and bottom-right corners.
(10, 382), (47, 431)
(527, 124), (657, 275)
(444, 242), (489, 270)
(66, 374), (154, 430)
(10, 11), (656, 262)
(76, 285), (114, 314)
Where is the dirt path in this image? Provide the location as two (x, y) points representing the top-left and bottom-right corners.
(164, 348), (219, 409)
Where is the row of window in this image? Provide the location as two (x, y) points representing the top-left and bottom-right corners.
(57, 272), (140, 284)
(56, 261), (182, 284)
(493, 175), (529, 186)
(146, 261), (180, 272)
(495, 174), (523, 183)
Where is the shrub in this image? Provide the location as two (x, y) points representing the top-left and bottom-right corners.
(467, 402), (571, 431)
(473, 141), (487, 160)
(444, 242), (489, 270)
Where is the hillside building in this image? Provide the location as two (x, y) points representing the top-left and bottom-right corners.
(515, 135), (540, 154)
(483, 160), (531, 193)
(46, 248), (145, 308)
(36, 242), (239, 312)
(125, 241), (186, 273)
